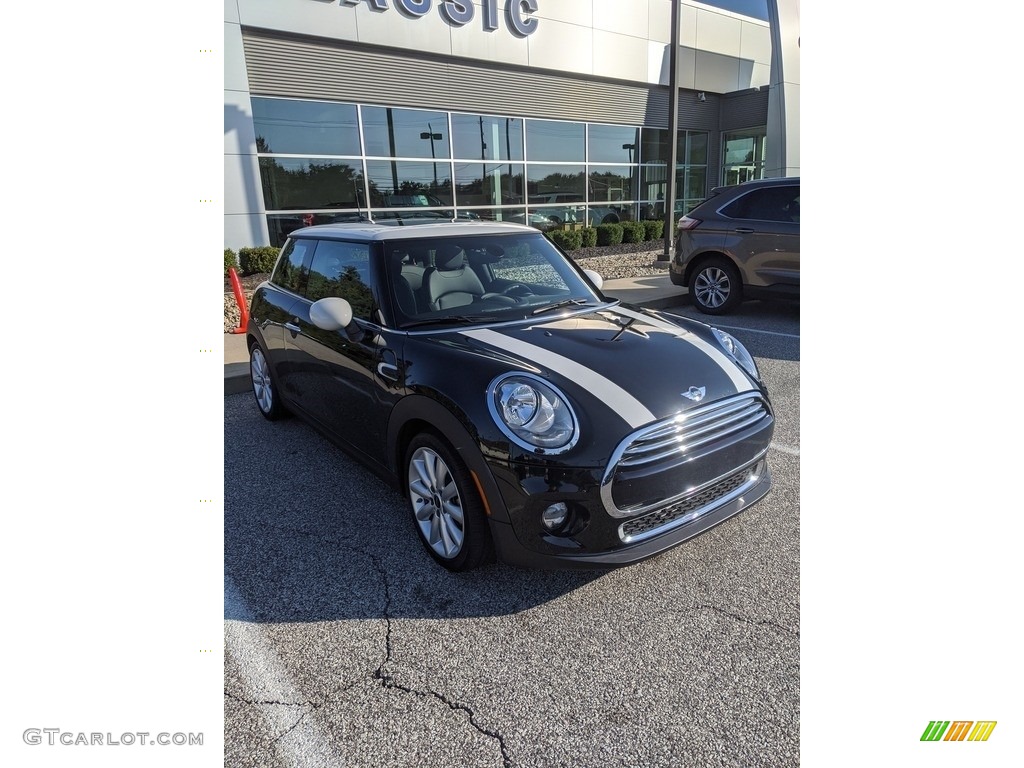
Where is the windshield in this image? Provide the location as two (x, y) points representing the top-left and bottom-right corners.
(382, 231), (605, 330)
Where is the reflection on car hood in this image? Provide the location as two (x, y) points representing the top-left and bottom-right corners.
(442, 305), (757, 429)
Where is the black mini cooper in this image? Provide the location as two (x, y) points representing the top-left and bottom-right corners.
(246, 221), (774, 571)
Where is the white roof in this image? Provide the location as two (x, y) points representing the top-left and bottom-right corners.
(288, 221), (537, 242)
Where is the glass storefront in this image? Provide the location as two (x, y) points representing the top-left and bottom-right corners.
(251, 97), (711, 245)
(722, 128), (767, 186)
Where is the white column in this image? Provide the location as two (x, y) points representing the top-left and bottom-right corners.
(224, 6), (271, 249)
(765, 0), (800, 178)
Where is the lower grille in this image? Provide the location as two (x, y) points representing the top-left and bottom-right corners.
(618, 460), (764, 543)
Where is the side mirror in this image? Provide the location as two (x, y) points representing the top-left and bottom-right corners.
(310, 297), (353, 331)
(583, 269), (604, 291)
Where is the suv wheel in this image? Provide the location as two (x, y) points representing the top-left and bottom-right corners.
(405, 433), (494, 571)
(689, 258), (742, 315)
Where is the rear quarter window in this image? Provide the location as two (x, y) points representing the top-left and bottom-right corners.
(721, 186), (800, 223)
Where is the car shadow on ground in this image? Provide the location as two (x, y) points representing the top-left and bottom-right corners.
(225, 398), (606, 624)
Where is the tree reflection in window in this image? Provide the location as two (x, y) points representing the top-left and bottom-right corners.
(306, 243), (376, 322)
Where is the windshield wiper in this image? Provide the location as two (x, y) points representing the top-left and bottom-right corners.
(400, 315), (493, 329)
(531, 298), (593, 316)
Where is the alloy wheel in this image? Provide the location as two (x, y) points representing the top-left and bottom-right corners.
(408, 447), (465, 559)
(250, 346), (274, 415)
(694, 267), (732, 309)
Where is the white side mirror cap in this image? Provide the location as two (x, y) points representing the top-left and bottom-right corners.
(583, 269), (603, 291)
(310, 297), (353, 331)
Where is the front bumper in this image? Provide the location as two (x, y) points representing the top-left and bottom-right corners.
(482, 391), (774, 569)
(488, 460), (771, 570)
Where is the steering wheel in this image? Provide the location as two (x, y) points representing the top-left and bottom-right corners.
(501, 283), (533, 297)
(479, 293), (518, 305)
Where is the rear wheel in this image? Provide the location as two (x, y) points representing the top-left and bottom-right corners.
(405, 433), (494, 571)
(249, 342), (287, 420)
(688, 258), (742, 315)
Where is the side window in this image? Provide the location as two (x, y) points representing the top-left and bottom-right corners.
(722, 186), (800, 223)
(305, 240), (377, 321)
(271, 238), (314, 294)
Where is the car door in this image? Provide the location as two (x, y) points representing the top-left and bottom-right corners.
(721, 184), (800, 290)
(257, 237), (316, 375)
(280, 239), (395, 464)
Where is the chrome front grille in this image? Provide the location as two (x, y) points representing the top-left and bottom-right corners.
(600, 393), (773, 518)
(617, 394), (770, 468)
(618, 460), (764, 543)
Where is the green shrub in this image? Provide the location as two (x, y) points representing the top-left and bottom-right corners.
(595, 223), (623, 246)
(548, 229), (583, 251)
(642, 219), (665, 241)
(224, 248), (238, 276)
(621, 221), (645, 244)
(238, 246), (280, 275)
(580, 227), (598, 248)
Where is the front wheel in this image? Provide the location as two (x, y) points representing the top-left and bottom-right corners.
(405, 433), (494, 571)
(249, 342), (287, 420)
(688, 259), (743, 315)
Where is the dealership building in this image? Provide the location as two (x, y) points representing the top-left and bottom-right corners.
(224, 0), (799, 249)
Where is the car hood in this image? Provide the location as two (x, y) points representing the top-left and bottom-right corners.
(438, 304), (760, 434)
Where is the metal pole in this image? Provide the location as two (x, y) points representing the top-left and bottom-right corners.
(662, 0), (680, 262)
(387, 108), (399, 196)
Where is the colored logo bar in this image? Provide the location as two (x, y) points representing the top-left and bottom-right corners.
(921, 721), (996, 742)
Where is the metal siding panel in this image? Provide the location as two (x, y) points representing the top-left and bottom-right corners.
(242, 29), (681, 128)
(720, 88), (769, 130)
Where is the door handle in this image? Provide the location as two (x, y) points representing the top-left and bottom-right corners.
(284, 322), (300, 334)
(378, 349), (400, 382)
(734, 227), (755, 233)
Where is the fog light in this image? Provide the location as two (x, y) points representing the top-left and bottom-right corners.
(541, 502), (569, 531)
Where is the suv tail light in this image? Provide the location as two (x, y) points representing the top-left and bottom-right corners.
(677, 215), (701, 231)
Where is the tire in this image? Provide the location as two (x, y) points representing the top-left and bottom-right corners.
(688, 258), (743, 315)
(601, 213), (620, 224)
(405, 433), (494, 571)
(249, 341), (287, 420)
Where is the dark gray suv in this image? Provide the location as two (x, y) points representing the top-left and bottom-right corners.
(670, 177), (799, 314)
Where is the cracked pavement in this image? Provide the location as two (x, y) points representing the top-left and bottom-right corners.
(224, 300), (800, 767)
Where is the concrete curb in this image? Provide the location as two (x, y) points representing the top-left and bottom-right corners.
(225, 362), (250, 395)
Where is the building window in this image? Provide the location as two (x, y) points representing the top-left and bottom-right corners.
(638, 128), (709, 217)
(253, 97), (711, 244)
(722, 129), (767, 185)
(525, 119), (584, 162)
(361, 106), (451, 159)
(252, 97), (361, 156)
(451, 114), (523, 162)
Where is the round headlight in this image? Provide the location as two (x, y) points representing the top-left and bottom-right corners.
(712, 327), (759, 381)
(488, 373), (579, 454)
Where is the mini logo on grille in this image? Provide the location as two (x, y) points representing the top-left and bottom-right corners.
(682, 386), (706, 401)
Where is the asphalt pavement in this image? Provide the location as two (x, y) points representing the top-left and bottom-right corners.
(223, 292), (801, 767)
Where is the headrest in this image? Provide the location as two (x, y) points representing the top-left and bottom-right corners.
(434, 243), (465, 270)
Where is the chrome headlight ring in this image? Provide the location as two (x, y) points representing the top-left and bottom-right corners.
(486, 372), (580, 455)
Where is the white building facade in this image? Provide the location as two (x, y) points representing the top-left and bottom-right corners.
(224, 0), (799, 249)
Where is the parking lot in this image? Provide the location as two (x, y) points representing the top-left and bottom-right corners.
(224, 298), (800, 768)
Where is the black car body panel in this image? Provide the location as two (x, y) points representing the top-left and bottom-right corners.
(246, 221), (774, 569)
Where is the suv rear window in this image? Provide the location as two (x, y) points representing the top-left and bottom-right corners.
(722, 186), (800, 223)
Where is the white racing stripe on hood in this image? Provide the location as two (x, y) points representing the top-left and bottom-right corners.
(461, 328), (656, 428)
(614, 307), (754, 393)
